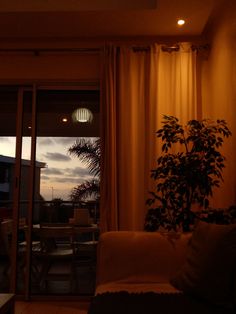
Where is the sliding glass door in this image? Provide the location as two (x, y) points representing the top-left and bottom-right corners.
(0, 85), (100, 298)
(0, 87), (18, 293)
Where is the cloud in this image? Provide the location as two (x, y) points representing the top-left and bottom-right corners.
(41, 167), (94, 182)
(37, 138), (55, 146)
(41, 175), (50, 181)
(43, 152), (71, 162)
(42, 167), (64, 175)
(37, 137), (81, 150)
(0, 137), (11, 143)
(64, 167), (92, 178)
(48, 176), (85, 184)
(53, 137), (78, 146)
(41, 175), (89, 184)
(41, 166), (93, 184)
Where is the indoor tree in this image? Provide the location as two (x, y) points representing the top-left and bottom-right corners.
(145, 115), (232, 232)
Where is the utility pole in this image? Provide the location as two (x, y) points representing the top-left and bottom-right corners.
(51, 186), (54, 200)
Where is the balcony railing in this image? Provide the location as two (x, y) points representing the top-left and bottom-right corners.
(0, 200), (100, 224)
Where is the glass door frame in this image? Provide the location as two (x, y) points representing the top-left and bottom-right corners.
(10, 86), (24, 294)
(9, 85), (37, 299)
(8, 81), (100, 300)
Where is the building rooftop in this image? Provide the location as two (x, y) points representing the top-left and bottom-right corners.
(0, 154), (46, 168)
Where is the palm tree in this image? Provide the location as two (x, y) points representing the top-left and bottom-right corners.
(68, 138), (100, 202)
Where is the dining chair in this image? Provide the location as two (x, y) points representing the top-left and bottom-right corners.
(36, 223), (77, 293)
(0, 218), (40, 285)
(0, 219), (12, 278)
(0, 219), (27, 291)
(73, 228), (98, 293)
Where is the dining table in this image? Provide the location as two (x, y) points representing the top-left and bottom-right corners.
(23, 222), (99, 292)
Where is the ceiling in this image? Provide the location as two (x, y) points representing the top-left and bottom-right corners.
(0, 0), (224, 139)
(0, 0), (222, 39)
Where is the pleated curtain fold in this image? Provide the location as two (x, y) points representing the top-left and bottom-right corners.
(100, 43), (198, 232)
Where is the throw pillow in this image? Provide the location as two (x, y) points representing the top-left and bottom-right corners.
(170, 220), (236, 308)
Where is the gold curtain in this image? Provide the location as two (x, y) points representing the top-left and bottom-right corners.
(100, 45), (119, 232)
(100, 42), (198, 232)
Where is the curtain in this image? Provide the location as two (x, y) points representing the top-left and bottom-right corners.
(100, 45), (119, 232)
(100, 42), (198, 232)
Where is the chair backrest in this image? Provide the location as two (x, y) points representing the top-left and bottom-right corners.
(73, 208), (91, 226)
(38, 224), (75, 253)
(40, 224), (74, 237)
(0, 219), (13, 256)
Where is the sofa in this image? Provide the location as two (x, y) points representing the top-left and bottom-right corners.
(88, 221), (236, 314)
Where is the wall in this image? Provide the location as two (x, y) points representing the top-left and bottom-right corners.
(0, 41), (101, 82)
(201, 0), (236, 208)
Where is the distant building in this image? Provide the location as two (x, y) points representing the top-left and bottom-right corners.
(0, 155), (46, 221)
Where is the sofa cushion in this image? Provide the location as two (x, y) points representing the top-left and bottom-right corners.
(96, 231), (192, 286)
(96, 282), (181, 295)
(88, 291), (235, 314)
(170, 220), (236, 308)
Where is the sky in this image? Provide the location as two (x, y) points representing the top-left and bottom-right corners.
(0, 136), (96, 201)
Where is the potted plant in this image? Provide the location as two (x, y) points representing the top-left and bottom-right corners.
(197, 204), (236, 224)
(144, 115), (232, 232)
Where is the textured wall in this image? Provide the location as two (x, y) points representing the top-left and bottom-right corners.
(201, 0), (236, 208)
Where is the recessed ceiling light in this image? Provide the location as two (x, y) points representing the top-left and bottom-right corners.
(62, 117), (68, 123)
(177, 19), (185, 26)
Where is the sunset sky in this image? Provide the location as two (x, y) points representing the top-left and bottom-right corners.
(0, 136), (96, 200)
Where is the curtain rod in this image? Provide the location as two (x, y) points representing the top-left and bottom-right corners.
(0, 43), (210, 55)
(132, 43), (210, 53)
(0, 47), (101, 56)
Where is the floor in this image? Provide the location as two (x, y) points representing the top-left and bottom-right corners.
(0, 263), (96, 296)
(0, 246), (97, 295)
(15, 301), (90, 314)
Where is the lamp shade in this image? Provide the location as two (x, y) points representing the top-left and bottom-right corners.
(72, 107), (93, 123)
